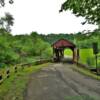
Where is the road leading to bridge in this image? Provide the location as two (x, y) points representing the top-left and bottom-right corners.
(24, 63), (100, 100)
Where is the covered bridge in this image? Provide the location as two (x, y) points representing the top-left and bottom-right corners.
(52, 39), (78, 63)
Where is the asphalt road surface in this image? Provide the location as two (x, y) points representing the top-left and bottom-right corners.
(24, 63), (100, 100)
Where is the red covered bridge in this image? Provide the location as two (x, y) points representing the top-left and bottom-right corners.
(52, 39), (78, 62)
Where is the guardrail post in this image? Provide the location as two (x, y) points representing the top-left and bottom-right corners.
(6, 69), (10, 78)
(0, 74), (3, 84)
(14, 66), (17, 73)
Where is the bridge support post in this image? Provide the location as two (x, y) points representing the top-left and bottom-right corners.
(73, 48), (77, 63)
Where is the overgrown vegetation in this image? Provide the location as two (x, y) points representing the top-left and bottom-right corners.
(61, 0), (100, 27)
(0, 63), (50, 100)
(72, 65), (100, 80)
(64, 48), (100, 68)
(40, 31), (100, 49)
(0, 30), (52, 68)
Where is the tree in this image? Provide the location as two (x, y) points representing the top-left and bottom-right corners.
(0, 0), (13, 7)
(60, 0), (100, 27)
(0, 12), (14, 32)
(30, 31), (38, 42)
(4, 12), (14, 32)
(0, 17), (4, 28)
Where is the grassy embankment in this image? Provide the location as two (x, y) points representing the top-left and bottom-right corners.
(64, 48), (100, 68)
(0, 63), (50, 100)
(64, 48), (100, 80)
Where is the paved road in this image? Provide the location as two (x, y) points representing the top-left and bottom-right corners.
(24, 63), (100, 100)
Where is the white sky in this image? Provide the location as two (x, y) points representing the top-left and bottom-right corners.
(0, 0), (98, 35)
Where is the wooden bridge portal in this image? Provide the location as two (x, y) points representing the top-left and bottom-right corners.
(52, 39), (78, 63)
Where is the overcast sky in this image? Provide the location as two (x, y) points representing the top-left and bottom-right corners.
(0, 0), (98, 35)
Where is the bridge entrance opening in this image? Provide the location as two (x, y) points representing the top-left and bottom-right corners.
(52, 39), (78, 63)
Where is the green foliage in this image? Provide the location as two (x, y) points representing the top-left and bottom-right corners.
(65, 95), (96, 100)
(72, 65), (100, 80)
(40, 31), (100, 50)
(34, 38), (52, 58)
(64, 49), (73, 56)
(41, 46), (52, 59)
(98, 62), (100, 68)
(0, 30), (52, 67)
(78, 48), (94, 65)
(61, 0), (100, 26)
(64, 48), (100, 68)
(40, 33), (74, 44)
(0, 27), (100, 68)
(0, 63), (49, 100)
(0, 33), (19, 66)
(0, 12), (14, 32)
(86, 57), (95, 67)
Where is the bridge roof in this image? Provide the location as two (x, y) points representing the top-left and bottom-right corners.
(52, 39), (76, 49)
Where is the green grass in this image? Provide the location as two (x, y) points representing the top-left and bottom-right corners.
(72, 65), (100, 80)
(0, 63), (50, 100)
(64, 48), (100, 68)
(64, 48), (94, 63)
(64, 48), (73, 56)
(65, 95), (98, 100)
(79, 48), (94, 64)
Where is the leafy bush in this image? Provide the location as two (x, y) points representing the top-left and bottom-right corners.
(41, 47), (52, 59)
(0, 30), (52, 66)
(97, 61), (100, 68)
(86, 57), (95, 67)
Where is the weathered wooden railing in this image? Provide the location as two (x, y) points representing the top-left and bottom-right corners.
(0, 59), (51, 84)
